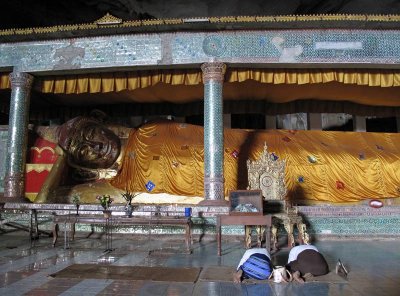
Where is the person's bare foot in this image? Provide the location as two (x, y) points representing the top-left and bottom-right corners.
(303, 273), (313, 281)
(293, 271), (305, 283)
(233, 270), (243, 283)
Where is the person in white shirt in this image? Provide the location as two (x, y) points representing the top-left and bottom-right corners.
(233, 248), (273, 283)
(286, 245), (329, 283)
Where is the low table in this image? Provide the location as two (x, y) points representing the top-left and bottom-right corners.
(52, 214), (193, 253)
(216, 214), (272, 256)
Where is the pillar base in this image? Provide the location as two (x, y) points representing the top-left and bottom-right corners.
(0, 195), (31, 204)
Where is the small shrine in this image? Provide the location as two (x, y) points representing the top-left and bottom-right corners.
(247, 143), (287, 202)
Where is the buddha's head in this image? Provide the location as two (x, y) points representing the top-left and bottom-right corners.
(57, 115), (121, 169)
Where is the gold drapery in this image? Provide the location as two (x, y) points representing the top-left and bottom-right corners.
(39, 69), (400, 94)
(0, 73), (10, 89)
(111, 121), (400, 203)
(2, 69), (400, 107)
(2, 68), (400, 92)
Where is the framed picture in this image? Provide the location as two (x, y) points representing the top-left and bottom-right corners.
(229, 190), (263, 216)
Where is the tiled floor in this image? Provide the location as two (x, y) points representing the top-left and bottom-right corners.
(0, 231), (399, 295)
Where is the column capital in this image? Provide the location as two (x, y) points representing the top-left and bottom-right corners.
(9, 72), (34, 90)
(201, 62), (226, 83)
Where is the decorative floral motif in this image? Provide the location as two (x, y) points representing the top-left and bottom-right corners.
(145, 181), (155, 192)
(336, 180), (345, 190)
(271, 152), (279, 161)
(96, 194), (113, 210)
(231, 150), (239, 159)
(308, 155), (317, 163)
(203, 35), (225, 57)
(359, 152), (365, 160)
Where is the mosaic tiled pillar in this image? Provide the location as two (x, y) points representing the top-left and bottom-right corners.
(201, 62), (226, 202)
(3, 72), (34, 202)
(0, 128), (8, 194)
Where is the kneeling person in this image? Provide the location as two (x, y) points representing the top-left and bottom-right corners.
(233, 248), (273, 283)
(286, 245), (329, 283)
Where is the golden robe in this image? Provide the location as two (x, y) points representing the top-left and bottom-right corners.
(111, 121), (400, 203)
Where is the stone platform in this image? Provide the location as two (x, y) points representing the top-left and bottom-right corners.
(1, 202), (400, 239)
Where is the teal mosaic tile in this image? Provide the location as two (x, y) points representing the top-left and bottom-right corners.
(0, 129), (7, 193)
(2, 206), (400, 237)
(1, 30), (400, 72)
(309, 216), (400, 235)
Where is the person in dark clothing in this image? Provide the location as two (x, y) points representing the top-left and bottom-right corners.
(286, 245), (329, 283)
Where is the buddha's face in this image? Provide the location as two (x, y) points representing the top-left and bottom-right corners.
(66, 121), (121, 169)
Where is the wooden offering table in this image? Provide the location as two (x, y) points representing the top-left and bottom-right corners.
(52, 214), (193, 253)
(216, 215), (272, 256)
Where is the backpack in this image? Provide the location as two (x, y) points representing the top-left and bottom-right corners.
(241, 254), (272, 280)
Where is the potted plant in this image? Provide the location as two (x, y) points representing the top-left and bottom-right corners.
(96, 194), (114, 218)
(72, 194), (80, 215)
(121, 191), (140, 217)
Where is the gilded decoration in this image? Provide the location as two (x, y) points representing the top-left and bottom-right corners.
(1, 14), (399, 37)
(246, 143), (287, 201)
(245, 143), (310, 249)
(201, 63), (226, 83)
(94, 13), (122, 25)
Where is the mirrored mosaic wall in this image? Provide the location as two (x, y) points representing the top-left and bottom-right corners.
(1, 30), (400, 72)
(1, 205), (400, 237)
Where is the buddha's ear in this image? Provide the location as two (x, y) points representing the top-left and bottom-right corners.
(89, 109), (108, 123)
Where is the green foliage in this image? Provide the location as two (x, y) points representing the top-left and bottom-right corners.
(72, 194), (80, 205)
(121, 191), (141, 205)
(96, 194), (113, 210)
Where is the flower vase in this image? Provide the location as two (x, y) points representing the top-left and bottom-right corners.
(125, 204), (133, 218)
(103, 210), (112, 219)
(75, 204), (80, 216)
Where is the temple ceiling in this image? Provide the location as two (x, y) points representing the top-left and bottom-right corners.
(1, 0), (400, 30)
(1, 1), (400, 119)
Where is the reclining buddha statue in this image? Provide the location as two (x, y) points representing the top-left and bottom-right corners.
(33, 112), (400, 206)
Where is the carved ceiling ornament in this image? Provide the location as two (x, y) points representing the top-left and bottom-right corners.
(95, 13), (123, 25)
(246, 142), (287, 201)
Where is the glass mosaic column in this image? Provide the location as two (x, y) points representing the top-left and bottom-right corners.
(201, 62), (226, 203)
(3, 72), (34, 202)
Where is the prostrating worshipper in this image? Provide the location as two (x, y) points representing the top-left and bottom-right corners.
(285, 244), (329, 283)
(233, 248), (273, 283)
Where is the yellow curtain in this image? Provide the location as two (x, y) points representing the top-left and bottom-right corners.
(36, 69), (400, 94)
(0, 73), (10, 89)
(40, 70), (203, 94)
(111, 121), (400, 203)
(2, 69), (400, 92)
